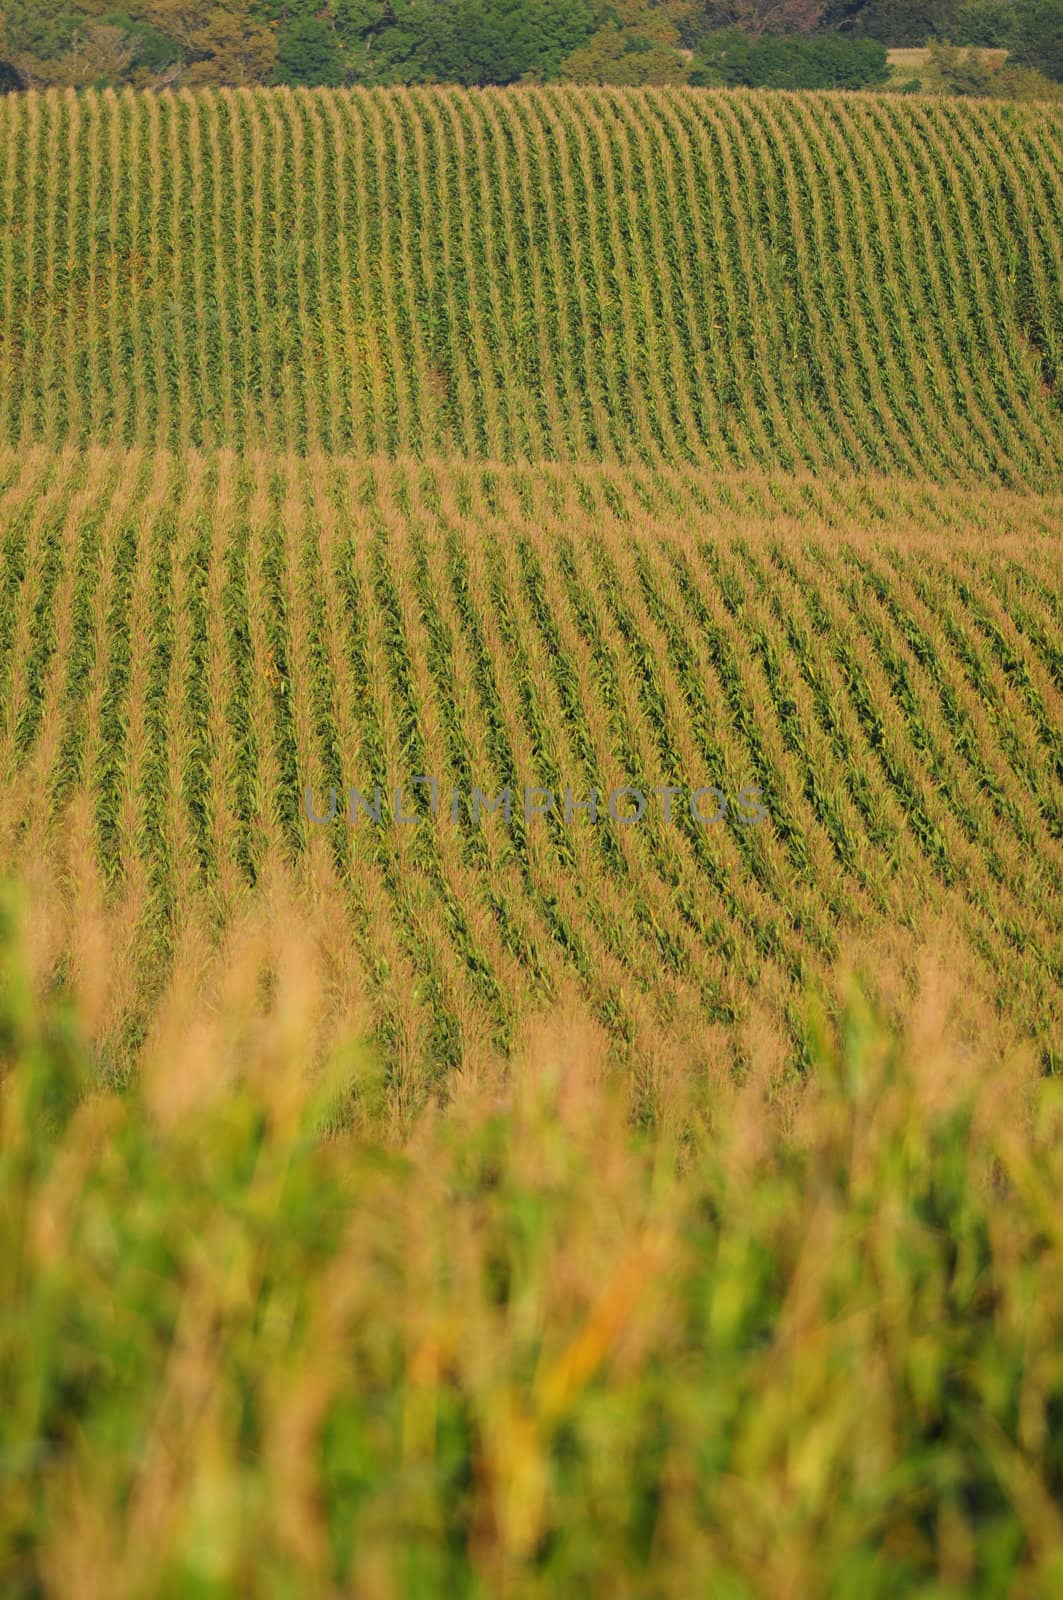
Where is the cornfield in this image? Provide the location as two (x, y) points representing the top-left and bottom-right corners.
(0, 446), (1059, 1094)
(0, 87), (1060, 480)
(5, 886), (1063, 1597)
(2, 84), (1063, 1597)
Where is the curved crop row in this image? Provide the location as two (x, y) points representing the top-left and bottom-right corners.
(0, 87), (1059, 479)
(0, 449), (1059, 1082)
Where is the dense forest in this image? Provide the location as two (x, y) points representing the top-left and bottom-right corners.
(0, 0), (1060, 93)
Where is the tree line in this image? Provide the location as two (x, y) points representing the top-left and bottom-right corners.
(0, 0), (1059, 93)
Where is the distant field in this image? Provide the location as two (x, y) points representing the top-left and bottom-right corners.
(887, 46), (1010, 70)
(0, 87), (1060, 482)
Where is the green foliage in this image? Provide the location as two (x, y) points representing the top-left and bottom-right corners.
(560, 0), (691, 81)
(274, 14), (346, 85)
(1009, 0), (1063, 79)
(995, 59), (1063, 93)
(953, 0), (1016, 44)
(410, 0), (585, 85)
(951, 0), (1062, 74)
(922, 37), (1063, 95)
(101, 9), (182, 71)
(561, 24), (691, 80)
(924, 36), (999, 90)
(692, 26), (890, 85)
(821, 0), (962, 43)
(330, 0), (436, 86)
(185, 0), (597, 87)
(228, 0), (602, 87)
(1, 0), (88, 59)
(3, 0), (1054, 87)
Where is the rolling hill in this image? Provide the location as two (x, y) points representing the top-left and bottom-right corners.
(0, 86), (1060, 480)
(2, 82), (1063, 1596)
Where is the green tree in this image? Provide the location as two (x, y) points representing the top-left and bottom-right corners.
(923, 37), (997, 89)
(141, 0), (277, 84)
(953, 0), (1013, 44)
(994, 60), (1063, 93)
(274, 14), (346, 84)
(1010, 0), (1063, 78)
(1, 1), (86, 60)
(700, 0), (825, 35)
(692, 24), (889, 80)
(561, 0), (691, 82)
(331, 0), (433, 84)
(820, 0), (961, 44)
(110, 9), (184, 73)
(258, 0), (595, 85)
(416, 0), (595, 85)
(0, 2), (182, 87)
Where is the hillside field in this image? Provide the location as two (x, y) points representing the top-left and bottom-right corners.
(0, 448), (1061, 1090)
(1, 84), (1062, 1597)
(0, 86), (1060, 479)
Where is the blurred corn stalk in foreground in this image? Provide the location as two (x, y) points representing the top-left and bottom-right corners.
(2, 878), (1063, 1599)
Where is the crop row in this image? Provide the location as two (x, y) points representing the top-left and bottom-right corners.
(0, 448), (1059, 1083)
(0, 87), (1059, 478)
